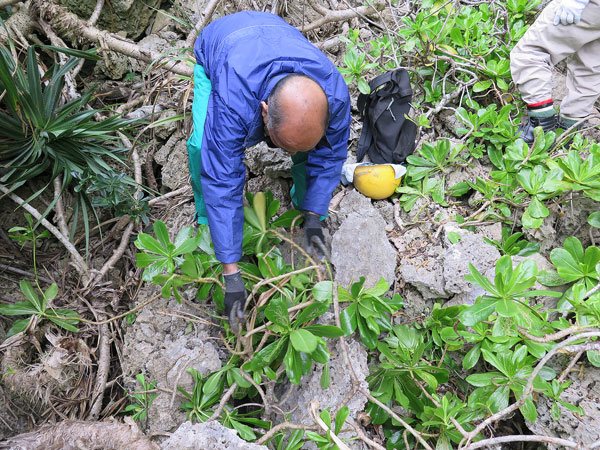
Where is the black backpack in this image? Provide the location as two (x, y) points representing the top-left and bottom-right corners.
(356, 69), (417, 164)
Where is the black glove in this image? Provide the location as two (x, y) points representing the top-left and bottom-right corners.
(304, 213), (330, 261)
(223, 271), (247, 333)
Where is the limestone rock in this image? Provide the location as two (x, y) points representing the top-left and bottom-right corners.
(441, 225), (500, 296)
(331, 208), (397, 290)
(161, 421), (268, 450)
(329, 189), (373, 231)
(154, 132), (189, 191)
(244, 142), (293, 178)
(278, 337), (369, 449)
(526, 364), (600, 449)
(122, 286), (222, 432)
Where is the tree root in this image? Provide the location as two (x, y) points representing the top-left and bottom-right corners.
(30, 0), (193, 77)
(303, 0), (386, 32)
(0, 417), (159, 449)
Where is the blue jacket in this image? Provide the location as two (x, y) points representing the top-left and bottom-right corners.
(193, 11), (351, 263)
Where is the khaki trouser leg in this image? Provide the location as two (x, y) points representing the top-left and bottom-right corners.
(510, 0), (600, 114)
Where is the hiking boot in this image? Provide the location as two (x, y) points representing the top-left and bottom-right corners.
(517, 115), (557, 144)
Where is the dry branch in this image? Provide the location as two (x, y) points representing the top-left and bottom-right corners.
(30, 0), (193, 77)
(303, 0), (386, 32)
(184, 0), (222, 49)
(0, 418), (159, 449)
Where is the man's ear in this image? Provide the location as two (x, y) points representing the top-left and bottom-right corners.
(260, 101), (268, 123)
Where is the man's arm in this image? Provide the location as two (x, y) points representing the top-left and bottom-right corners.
(301, 96), (352, 215)
(200, 95), (247, 265)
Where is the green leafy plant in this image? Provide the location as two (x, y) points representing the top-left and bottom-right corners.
(0, 280), (80, 338)
(484, 227), (539, 256)
(338, 277), (403, 349)
(244, 283), (344, 385)
(466, 344), (553, 421)
(124, 374), (157, 422)
(0, 43), (140, 244)
(243, 191), (302, 255)
(396, 176), (447, 213)
(548, 237), (600, 291)
(338, 37), (379, 94)
(406, 139), (465, 180)
(459, 256), (561, 329)
(546, 148), (600, 202)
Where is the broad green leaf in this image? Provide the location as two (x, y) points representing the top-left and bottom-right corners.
(202, 370), (223, 396)
(230, 419), (256, 441)
(303, 325), (345, 338)
(495, 299), (519, 317)
(463, 343), (481, 370)
(19, 280), (41, 310)
(135, 233), (167, 255)
(265, 297), (291, 328)
(244, 336), (289, 370)
(5, 317), (32, 338)
(290, 329), (318, 353)
(588, 212), (600, 228)
(520, 396), (537, 422)
(44, 283), (58, 301)
(335, 406), (350, 434)
(488, 385), (510, 413)
(0, 301), (38, 316)
(153, 221), (171, 249)
(466, 372), (503, 387)
(311, 342), (330, 364)
(340, 304), (357, 335)
(313, 281), (333, 302)
(230, 368), (252, 388)
(459, 299), (497, 326)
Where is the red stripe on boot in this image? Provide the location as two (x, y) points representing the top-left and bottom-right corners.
(527, 99), (553, 109)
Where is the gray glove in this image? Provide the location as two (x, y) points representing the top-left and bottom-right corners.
(304, 213), (330, 261)
(223, 271), (246, 333)
(554, 0), (589, 25)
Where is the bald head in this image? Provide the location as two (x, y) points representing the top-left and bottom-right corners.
(261, 74), (329, 154)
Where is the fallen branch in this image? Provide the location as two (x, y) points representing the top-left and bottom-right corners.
(303, 0), (386, 32)
(461, 434), (578, 450)
(0, 417), (159, 449)
(31, 0), (193, 77)
(184, 0), (222, 49)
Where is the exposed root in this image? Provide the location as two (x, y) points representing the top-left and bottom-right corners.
(0, 417), (159, 449)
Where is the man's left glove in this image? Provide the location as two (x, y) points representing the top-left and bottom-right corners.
(304, 213), (330, 261)
(554, 0), (589, 25)
(223, 271), (247, 333)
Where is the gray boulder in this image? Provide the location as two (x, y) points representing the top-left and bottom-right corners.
(331, 207), (397, 290)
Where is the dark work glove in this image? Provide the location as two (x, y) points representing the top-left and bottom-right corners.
(223, 271), (247, 333)
(304, 213), (330, 262)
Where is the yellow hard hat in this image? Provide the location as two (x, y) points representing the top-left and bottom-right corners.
(353, 164), (403, 200)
